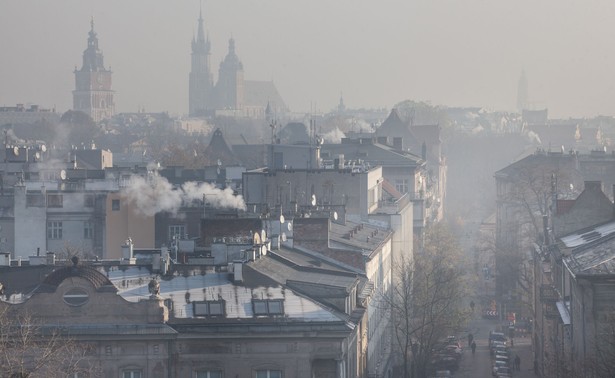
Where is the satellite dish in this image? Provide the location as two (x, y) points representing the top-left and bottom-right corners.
(279, 214), (285, 224)
(281, 233), (287, 242)
(40, 144), (47, 152)
(34, 152), (41, 161)
(311, 194), (317, 206)
(287, 222), (292, 231)
(60, 170), (67, 181)
(12, 146), (19, 156)
(253, 232), (261, 244)
(333, 211), (338, 221)
(261, 229), (267, 242)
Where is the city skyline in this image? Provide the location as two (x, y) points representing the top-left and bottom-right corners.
(1, 0), (615, 118)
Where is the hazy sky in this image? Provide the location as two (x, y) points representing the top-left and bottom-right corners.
(1, 0), (615, 118)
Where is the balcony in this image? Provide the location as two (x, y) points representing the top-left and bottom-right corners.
(544, 302), (559, 319)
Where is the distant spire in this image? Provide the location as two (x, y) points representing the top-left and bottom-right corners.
(90, 16), (94, 32)
(196, 2), (206, 43)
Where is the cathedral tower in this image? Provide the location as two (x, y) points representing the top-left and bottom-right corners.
(215, 38), (244, 110)
(73, 19), (114, 122)
(188, 6), (214, 116)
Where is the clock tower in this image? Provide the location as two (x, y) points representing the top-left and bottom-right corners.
(73, 18), (114, 122)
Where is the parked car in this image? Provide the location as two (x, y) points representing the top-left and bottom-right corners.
(492, 366), (512, 377)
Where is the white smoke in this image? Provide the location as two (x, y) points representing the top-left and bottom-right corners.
(322, 127), (346, 143)
(122, 174), (246, 217)
(527, 130), (542, 145)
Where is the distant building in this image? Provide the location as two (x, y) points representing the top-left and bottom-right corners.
(73, 19), (115, 123)
(0, 104), (59, 127)
(188, 8), (287, 118)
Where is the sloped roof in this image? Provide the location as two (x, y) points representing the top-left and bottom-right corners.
(378, 109), (408, 132)
(203, 128), (242, 165)
(321, 140), (423, 167)
(113, 266), (348, 323)
(556, 199), (576, 215)
(560, 220), (615, 276)
(244, 80), (288, 111)
(494, 151), (579, 179)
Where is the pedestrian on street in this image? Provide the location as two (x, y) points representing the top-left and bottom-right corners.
(468, 332), (474, 346)
(471, 341), (476, 354)
(515, 354), (521, 371)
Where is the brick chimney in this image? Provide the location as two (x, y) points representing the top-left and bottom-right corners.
(293, 217), (330, 250)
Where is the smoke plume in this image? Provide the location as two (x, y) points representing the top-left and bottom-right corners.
(121, 174), (246, 216)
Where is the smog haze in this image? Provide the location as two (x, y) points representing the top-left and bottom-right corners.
(2, 0), (615, 118)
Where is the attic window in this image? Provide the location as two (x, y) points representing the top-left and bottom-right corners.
(63, 287), (89, 306)
(253, 299), (284, 316)
(193, 300), (226, 317)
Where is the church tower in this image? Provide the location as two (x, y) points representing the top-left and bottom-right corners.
(216, 38), (244, 110)
(73, 19), (114, 122)
(188, 6), (214, 116)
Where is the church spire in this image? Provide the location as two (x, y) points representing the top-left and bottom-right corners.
(197, 2), (206, 44)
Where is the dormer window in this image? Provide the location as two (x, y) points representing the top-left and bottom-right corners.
(252, 299), (284, 316)
(193, 300), (226, 317)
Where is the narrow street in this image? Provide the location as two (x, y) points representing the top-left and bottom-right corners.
(450, 221), (539, 378)
(453, 313), (538, 378)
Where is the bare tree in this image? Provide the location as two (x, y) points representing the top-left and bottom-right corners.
(0, 306), (98, 377)
(588, 325), (615, 378)
(389, 224), (470, 378)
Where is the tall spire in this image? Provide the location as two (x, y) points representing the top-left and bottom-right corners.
(197, 1), (206, 44)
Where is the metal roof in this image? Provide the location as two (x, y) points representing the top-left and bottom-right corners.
(111, 266), (347, 323)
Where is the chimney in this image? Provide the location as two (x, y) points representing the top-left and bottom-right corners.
(233, 260), (243, 283)
(46, 252), (55, 265)
(293, 217), (330, 250)
(0, 253), (10, 266)
(121, 237), (136, 265)
(584, 181), (602, 192)
(421, 142), (427, 161)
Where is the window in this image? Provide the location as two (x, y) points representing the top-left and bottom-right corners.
(112, 199), (120, 211)
(256, 370), (281, 378)
(193, 300), (225, 317)
(63, 287), (89, 306)
(169, 225), (186, 241)
(196, 371), (222, 378)
(26, 194), (45, 207)
(122, 371), (142, 378)
(395, 179), (409, 194)
(47, 221), (62, 239)
(47, 194), (63, 207)
(84, 221), (93, 239)
(252, 299), (284, 316)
